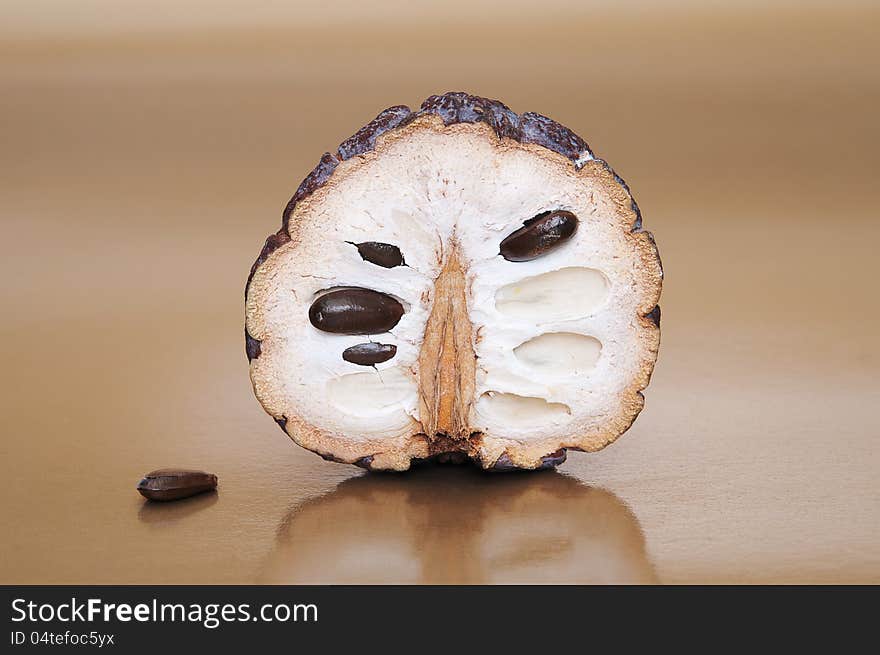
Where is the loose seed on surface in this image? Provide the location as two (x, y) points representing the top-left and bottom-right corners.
(499, 210), (578, 262)
(348, 241), (405, 268)
(342, 342), (398, 365)
(137, 469), (217, 502)
(309, 288), (405, 334)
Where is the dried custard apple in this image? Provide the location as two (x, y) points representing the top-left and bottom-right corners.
(245, 92), (662, 472)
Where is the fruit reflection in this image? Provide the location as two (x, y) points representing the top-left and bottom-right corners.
(261, 468), (657, 584)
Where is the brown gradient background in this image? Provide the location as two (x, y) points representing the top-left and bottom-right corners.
(1, 1), (878, 584)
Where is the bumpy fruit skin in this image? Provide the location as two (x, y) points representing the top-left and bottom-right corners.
(245, 92), (662, 471)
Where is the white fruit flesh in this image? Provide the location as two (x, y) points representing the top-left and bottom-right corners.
(246, 115), (661, 470)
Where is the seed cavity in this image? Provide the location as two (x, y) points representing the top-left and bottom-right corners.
(476, 392), (571, 427)
(348, 241), (405, 268)
(495, 267), (609, 321)
(343, 342), (397, 366)
(309, 287), (404, 334)
(500, 210), (578, 262)
(327, 368), (416, 416)
(513, 332), (601, 377)
(137, 469), (218, 502)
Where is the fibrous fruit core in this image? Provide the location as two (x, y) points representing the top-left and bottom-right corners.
(245, 92), (662, 471)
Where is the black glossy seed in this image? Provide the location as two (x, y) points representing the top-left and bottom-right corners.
(342, 342), (398, 366)
(349, 241), (405, 268)
(137, 469), (217, 502)
(309, 288), (404, 334)
(499, 210), (579, 262)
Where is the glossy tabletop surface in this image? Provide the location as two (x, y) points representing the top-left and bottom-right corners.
(1, 1), (878, 584)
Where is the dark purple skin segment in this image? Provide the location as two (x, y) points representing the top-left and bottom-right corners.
(338, 105), (413, 160)
(274, 415), (288, 433)
(137, 469), (218, 502)
(520, 112), (593, 165)
(245, 328), (262, 361)
(423, 93), (595, 164)
(282, 152), (340, 231)
(539, 449), (568, 469)
(354, 456), (374, 470)
(419, 92), (526, 142)
(318, 451), (350, 464)
(645, 305), (661, 328)
(420, 92), (486, 124)
(475, 101), (522, 140)
(245, 229), (291, 298)
(491, 453), (517, 472)
(490, 449), (567, 472)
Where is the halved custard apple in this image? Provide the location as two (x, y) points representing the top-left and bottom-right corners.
(245, 92), (662, 471)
